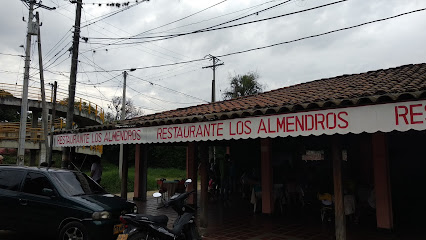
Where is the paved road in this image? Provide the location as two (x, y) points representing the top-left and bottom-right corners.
(0, 230), (55, 240)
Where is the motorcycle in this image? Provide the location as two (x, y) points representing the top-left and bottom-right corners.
(117, 179), (201, 240)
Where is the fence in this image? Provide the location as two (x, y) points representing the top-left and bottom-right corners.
(0, 83), (104, 122)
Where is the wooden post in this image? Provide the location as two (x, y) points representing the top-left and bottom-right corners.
(134, 144), (148, 201)
(199, 144), (209, 227)
(332, 135), (346, 240)
(372, 133), (393, 230)
(260, 138), (274, 214)
(121, 144), (129, 199)
(186, 142), (198, 205)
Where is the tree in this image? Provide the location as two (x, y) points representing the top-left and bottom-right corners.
(0, 106), (20, 122)
(105, 96), (143, 123)
(223, 71), (263, 99)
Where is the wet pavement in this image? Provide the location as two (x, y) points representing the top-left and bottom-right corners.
(1, 191), (422, 240)
(134, 192), (420, 240)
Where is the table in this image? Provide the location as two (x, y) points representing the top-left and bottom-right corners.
(250, 184), (285, 213)
(162, 181), (179, 199)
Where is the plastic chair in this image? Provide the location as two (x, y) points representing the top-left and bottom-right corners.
(175, 179), (185, 194)
(156, 179), (167, 202)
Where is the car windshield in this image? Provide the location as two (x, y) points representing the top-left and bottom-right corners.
(51, 172), (107, 196)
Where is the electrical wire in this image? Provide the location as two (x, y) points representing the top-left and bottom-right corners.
(216, 7), (426, 58)
(80, 0), (148, 28)
(128, 73), (209, 103)
(0, 52), (25, 57)
(132, 0), (228, 38)
(79, 0), (230, 54)
(147, 0), (291, 36)
(77, 72), (122, 85)
(126, 84), (167, 111)
(81, 6), (426, 73)
(86, 0), (347, 45)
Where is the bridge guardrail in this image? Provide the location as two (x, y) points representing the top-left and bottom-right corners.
(0, 122), (103, 154)
(0, 83), (104, 123)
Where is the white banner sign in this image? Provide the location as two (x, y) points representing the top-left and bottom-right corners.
(54, 100), (426, 147)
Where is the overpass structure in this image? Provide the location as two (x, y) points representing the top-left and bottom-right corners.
(0, 83), (104, 162)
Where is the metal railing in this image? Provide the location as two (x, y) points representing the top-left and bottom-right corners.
(0, 83), (105, 122)
(0, 121), (103, 154)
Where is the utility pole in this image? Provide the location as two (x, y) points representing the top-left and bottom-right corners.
(120, 71), (128, 199)
(203, 55), (224, 102)
(36, 11), (49, 164)
(63, 0), (83, 168)
(17, 0), (55, 165)
(203, 55), (224, 165)
(48, 81), (57, 166)
(119, 71), (127, 179)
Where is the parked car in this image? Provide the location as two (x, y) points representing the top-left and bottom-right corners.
(0, 165), (137, 240)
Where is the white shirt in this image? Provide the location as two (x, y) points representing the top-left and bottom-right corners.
(91, 162), (102, 181)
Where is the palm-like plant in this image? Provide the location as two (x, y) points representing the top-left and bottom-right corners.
(223, 72), (263, 99)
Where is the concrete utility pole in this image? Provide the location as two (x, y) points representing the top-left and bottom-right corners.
(17, 0), (35, 165)
(203, 54), (224, 103)
(120, 71), (129, 199)
(119, 71), (128, 179)
(63, 0), (83, 168)
(48, 81), (57, 166)
(203, 55), (224, 165)
(17, 0), (55, 165)
(36, 11), (49, 164)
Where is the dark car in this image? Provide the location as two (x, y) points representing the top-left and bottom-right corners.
(0, 165), (137, 240)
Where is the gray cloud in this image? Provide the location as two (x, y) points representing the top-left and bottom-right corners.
(1, 0), (426, 116)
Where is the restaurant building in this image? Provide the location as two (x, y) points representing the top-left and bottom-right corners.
(54, 63), (426, 239)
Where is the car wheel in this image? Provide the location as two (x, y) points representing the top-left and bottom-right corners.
(59, 221), (88, 240)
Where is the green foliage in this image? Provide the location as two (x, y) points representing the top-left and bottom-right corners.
(0, 105), (20, 122)
(102, 145), (186, 170)
(148, 146), (186, 169)
(98, 162), (186, 194)
(1, 154), (18, 164)
(104, 96), (143, 123)
(223, 71), (263, 99)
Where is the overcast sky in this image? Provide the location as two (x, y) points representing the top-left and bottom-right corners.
(1, 0), (426, 117)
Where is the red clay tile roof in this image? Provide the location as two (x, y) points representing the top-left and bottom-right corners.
(122, 63), (426, 127)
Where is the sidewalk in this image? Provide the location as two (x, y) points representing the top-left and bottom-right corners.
(129, 192), (404, 240)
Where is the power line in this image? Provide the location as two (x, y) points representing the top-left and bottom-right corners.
(77, 3), (208, 72)
(127, 79), (204, 105)
(77, 72), (122, 85)
(128, 73), (209, 103)
(126, 84), (167, 111)
(75, 55), (200, 109)
(81, 6), (426, 73)
(44, 28), (72, 59)
(146, 0), (292, 36)
(132, 0), (228, 38)
(83, 0), (229, 50)
(85, 58), (206, 72)
(217, 7), (426, 58)
(86, 0), (340, 43)
(78, 0), (290, 54)
(0, 52), (25, 57)
(80, 0), (148, 28)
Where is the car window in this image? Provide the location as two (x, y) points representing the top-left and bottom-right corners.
(51, 172), (106, 196)
(22, 172), (54, 196)
(0, 170), (25, 191)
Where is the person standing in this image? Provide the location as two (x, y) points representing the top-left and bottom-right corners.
(90, 158), (103, 184)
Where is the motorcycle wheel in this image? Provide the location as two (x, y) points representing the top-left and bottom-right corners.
(59, 221), (88, 240)
(184, 224), (201, 240)
(128, 232), (151, 240)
